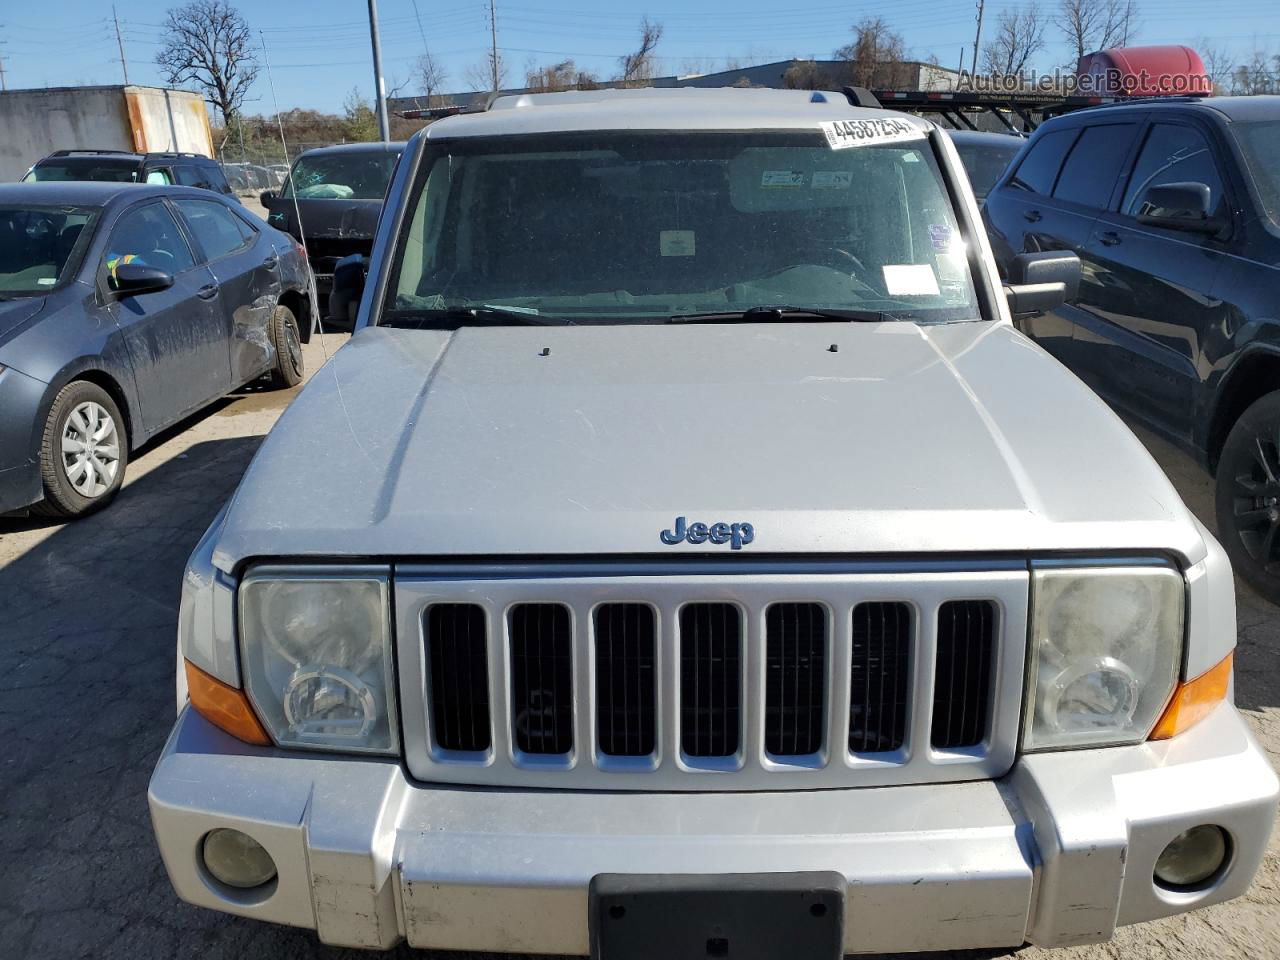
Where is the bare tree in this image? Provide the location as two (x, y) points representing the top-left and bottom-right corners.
(410, 50), (448, 107)
(1195, 39), (1234, 93)
(1056, 0), (1137, 65)
(834, 17), (910, 88)
(524, 59), (598, 92)
(619, 17), (664, 85)
(982, 3), (1047, 78)
(156, 0), (258, 125)
(1230, 48), (1280, 95)
(464, 54), (506, 93)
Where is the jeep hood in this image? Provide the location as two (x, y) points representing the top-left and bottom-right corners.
(211, 322), (1205, 570)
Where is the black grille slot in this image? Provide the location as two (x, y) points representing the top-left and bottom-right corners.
(425, 604), (491, 752)
(595, 604), (657, 757)
(765, 603), (827, 756)
(849, 602), (912, 753)
(510, 604), (574, 755)
(932, 600), (996, 749)
(680, 604), (741, 757)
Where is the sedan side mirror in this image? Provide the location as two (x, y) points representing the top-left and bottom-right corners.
(1003, 250), (1080, 318)
(259, 190), (277, 208)
(111, 263), (174, 298)
(1136, 182), (1222, 234)
(327, 253), (368, 327)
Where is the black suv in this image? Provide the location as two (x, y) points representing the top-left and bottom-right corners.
(24, 150), (235, 197)
(984, 95), (1280, 600)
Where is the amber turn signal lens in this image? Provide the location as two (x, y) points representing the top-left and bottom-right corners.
(186, 660), (272, 746)
(1149, 652), (1233, 741)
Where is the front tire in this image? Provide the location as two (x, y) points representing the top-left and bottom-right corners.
(269, 303), (305, 388)
(32, 381), (128, 518)
(1215, 390), (1280, 604)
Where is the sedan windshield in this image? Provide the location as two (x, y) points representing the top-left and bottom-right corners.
(0, 205), (99, 297)
(385, 130), (980, 326)
(283, 152), (398, 200)
(1233, 120), (1280, 228)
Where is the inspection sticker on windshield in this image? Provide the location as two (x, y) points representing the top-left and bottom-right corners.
(820, 118), (923, 150)
(812, 171), (853, 189)
(761, 170), (806, 188)
(883, 264), (940, 296)
(660, 230), (696, 257)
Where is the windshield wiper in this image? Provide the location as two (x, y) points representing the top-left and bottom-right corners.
(382, 305), (573, 326)
(668, 305), (893, 324)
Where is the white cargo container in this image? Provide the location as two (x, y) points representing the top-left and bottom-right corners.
(0, 84), (215, 181)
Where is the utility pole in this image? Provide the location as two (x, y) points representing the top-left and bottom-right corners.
(366, 0), (390, 141)
(488, 0), (499, 91)
(971, 0), (985, 76)
(0, 60), (6, 93)
(112, 6), (129, 85)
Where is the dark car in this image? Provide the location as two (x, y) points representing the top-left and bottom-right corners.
(983, 94), (1280, 600)
(0, 182), (313, 518)
(945, 130), (1023, 202)
(23, 149), (236, 197)
(260, 141), (403, 320)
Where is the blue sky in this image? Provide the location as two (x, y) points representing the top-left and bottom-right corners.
(4, 0), (1278, 113)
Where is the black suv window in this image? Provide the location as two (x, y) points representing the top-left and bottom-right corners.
(1010, 128), (1077, 195)
(173, 165), (208, 188)
(103, 202), (196, 283)
(1053, 123), (1138, 209)
(174, 198), (251, 261)
(1121, 123), (1225, 218)
(203, 163), (234, 194)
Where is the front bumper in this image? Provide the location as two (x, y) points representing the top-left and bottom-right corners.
(148, 703), (1277, 955)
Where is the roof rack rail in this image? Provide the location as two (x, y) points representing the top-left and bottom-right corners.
(841, 86), (882, 109)
(48, 148), (137, 157)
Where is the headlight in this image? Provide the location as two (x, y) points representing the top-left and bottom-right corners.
(1023, 565), (1183, 751)
(240, 569), (397, 753)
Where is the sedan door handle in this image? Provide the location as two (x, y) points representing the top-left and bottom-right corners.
(197, 283), (219, 300)
(1099, 230), (1122, 246)
(1023, 209), (1042, 223)
(262, 256), (278, 270)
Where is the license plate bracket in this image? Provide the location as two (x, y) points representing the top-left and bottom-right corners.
(589, 871), (845, 960)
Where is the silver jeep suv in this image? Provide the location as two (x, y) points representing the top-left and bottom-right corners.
(149, 88), (1277, 956)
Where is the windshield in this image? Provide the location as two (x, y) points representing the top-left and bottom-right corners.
(384, 130), (980, 326)
(953, 140), (1020, 200)
(1232, 120), (1280, 228)
(25, 157), (139, 183)
(0, 205), (99, 297)
(283, 152), (398, 200)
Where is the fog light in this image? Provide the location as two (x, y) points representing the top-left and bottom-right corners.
(1154, 825), (1228, 889)
(202, 828), (277, 889)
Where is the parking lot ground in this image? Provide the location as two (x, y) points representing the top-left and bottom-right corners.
(0, 342), (1276, 960)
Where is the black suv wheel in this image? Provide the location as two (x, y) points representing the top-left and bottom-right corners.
(1215, 390), (1280, 604)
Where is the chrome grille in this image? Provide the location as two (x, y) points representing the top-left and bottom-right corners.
(397, 566), (1028, 790)
(848, 602), (911, 754)
(510, 603), (573, 755)
(680, 604), (742, 758)
(765, 603), (826, 757)
(931, 600), (996, 749)
(595, 603), (657, 757)
(425, 603), (491, 753)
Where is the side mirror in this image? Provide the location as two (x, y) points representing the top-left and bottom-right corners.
(111, 262), (174, 298)
(327, 253), (368, 327)
(1136, 182), (1221, 234)
(259, 190), (277, 208)
(1003, 250), (1081, 317)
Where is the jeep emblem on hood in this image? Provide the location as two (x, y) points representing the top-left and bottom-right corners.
(660, 516), (754, 550)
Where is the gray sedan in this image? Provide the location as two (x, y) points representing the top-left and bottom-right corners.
(0, 182), (313, 518)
